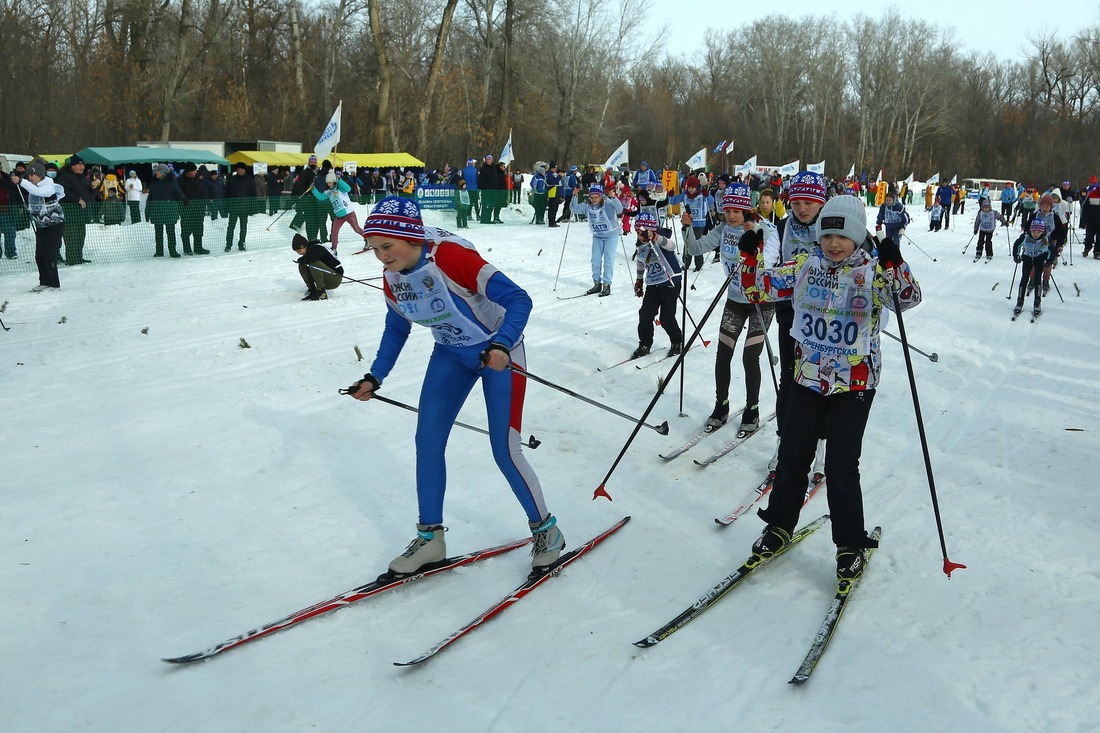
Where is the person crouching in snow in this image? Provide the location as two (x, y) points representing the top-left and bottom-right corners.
(738, 194), (922, 586)
(630, 212), (683, 359)
(292, 233), (344, 300)
(346, 196), (565, 579)
(575, 183), (623, 296)
(972, 199), (1007, 261)
(682, 182), (780, 437)
(312, 170), (365, 254)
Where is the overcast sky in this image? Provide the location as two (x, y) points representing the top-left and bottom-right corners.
(652, 2), (1096, 59)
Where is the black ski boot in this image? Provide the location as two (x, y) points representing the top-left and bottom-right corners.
(705, 399), (730, 431)
(631, 343), (651, 359)
(585, 280), (602, 295)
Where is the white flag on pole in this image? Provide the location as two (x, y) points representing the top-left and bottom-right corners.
(904, 172), (914, 186)
(499, 132), (514, 166)
(603, 139), (629, 170)
(778, 159), (800, 176)
(846, 164), (855, 179)
(808, 161), (825, 174)
(725, 140), (735, 155)
(739, 155), (757, 175)
(950, 174), (958, 185)
(314, 101), (342, 163)
(926, 173), (939, 185)
(685, 147), (707, 171)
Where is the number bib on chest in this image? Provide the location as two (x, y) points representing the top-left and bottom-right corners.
(587, 205), (613, 235)
(386, 260), (492, 347)
(792, 261), (874, 357)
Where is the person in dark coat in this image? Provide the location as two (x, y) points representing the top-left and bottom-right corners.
(146, 164), (187, 257)
(224, 161), (257, 251)
(178, 163), (210, 254)
(204, 168), (225, 219)
(55, 154), (94, 265)
(477, 154), (500, 224)
(265, 166), (284, 215)
(289, 155), (319, 232)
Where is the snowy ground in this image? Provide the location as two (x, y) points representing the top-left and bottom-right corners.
(1, 200), (1097, 733)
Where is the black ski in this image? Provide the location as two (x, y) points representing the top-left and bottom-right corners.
(789, 526), (882, 685)
(633, 514), (828, 648)
(658, 408), (744, 461)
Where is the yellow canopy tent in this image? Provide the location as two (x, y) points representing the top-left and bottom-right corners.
(227, 151), (426, 169)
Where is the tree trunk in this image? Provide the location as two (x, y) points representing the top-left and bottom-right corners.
(367, 0), (392, 151)
(415, 0), (459, 156)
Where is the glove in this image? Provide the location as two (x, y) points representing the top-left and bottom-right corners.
(876, 238), (903, 268)
(1013, 252), (1022, 264)
(634, 279), (644, 297)
(875, 224), (882, 232)
(973, 229), (978, 236)
(343, 373), (381, 397)
(737, 228), (762, 256)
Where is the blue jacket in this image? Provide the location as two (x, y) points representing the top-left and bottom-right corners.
(462, 165), (479, 190)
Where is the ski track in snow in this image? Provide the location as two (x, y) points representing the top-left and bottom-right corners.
(1, 202), (1097, 732)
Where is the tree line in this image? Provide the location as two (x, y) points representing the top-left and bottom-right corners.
(2, 1), (1098, 186)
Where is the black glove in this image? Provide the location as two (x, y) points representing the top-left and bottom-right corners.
(343, 373), (380, 397)
(1013, 252), (1022, 264)
(737, 228), (762, 256)
(876, 237), (902, 268)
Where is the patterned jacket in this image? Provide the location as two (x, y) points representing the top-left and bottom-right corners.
(740, 247), (921, 395)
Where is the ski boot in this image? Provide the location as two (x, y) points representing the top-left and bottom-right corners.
(836, 546), (866, 586)
(631, 343), (651, 359)
(705, 399), (730, 432)
(530, 515), (566, 576)
(386, 524), (446, 577)
(666, 342), (682, 358)
(737, 403), (760, 437)
(599, 283), (611, 297)
(585, 280), (602, 295)
(749, 525), (792, 567)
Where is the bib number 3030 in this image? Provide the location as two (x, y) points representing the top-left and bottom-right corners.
(801, 313), (859, 346)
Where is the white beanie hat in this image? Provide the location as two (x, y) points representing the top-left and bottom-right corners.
(818, 195), (869, 244)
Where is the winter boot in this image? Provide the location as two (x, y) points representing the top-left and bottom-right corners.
(183, 245), (193, 255)
(749, 525), (792, 566)
(835, 546), (866, 584)
(585, 280), (602, 295)
(667, 342), (682, 358)
(599, 283), (611, 297)
(169, 247), (181, 258)
(705, 399), (730, 431)
(738, 403), (760, 434)
(302, 289), (320, 301)
(631, 343), (651, 359)
(194, 246), (211, 255)
(530, 515), (566, 574)
(304, 290), (327, 301)
(387, 524), (446, 576)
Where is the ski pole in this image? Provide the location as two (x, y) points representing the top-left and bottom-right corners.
(507, 364), (669, 436)
(593, 267), (734, 501)
(1049, 273), (1065, 303)
(304, 262), (383, 291)
(960, 231), (976, 254)
(0, 315), (8, 331)
(265, 188), (313, 230)
(650, 238), (710, 348)
(337, 387), (541, 448)
(882, 330), (938, 362)
(552, 215), (571, 291)
(753, 302), (780, 393)
(902, 232), (937, 262)
(891, 290), (966, 579)
(1005, 258), (1020, 299)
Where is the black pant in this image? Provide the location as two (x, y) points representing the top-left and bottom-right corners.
(128, 200), (141, 224)
(774, 303), (796, 436)
(547, 196), (560, 225)
(1016, 255), (1045, 308)
(61, 204), (87, 264)
(637, 283), (683, 347)
(181, 215), (205, 252)
(226, 211), (248, 248)
(976, 231), (994, 258)
(35, 223), (62, 287)
(713, 299), (773, 409)
(760, 385), (875, 547)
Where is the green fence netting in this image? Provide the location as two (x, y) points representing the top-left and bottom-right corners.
(0, 194), (390, 278)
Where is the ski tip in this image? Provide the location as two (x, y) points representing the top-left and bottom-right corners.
(592, 485), (613, 501)
(789, 674), (809, 685)
(632, 637), (658, 648)
(162, 654), (206, 665)
(942, 557), (967, 578)
(656, 421), (670, 435)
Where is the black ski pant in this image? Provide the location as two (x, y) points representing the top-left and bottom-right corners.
(713, 299), (773, 411)
(637, 283), (683, 348)
(1084, 222), (1100, 255)
(759, 385), (875, 548)
(35, 223), (62, 287)
(976, 231), (995, 258)
(1016, 254), (1046, 309)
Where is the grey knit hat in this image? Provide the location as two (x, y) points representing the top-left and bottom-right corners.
(26, 160), (46, 179)
(818, 195), (869, 244)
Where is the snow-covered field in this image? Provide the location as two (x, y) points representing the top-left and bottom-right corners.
(1, 200), (1097, 732)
